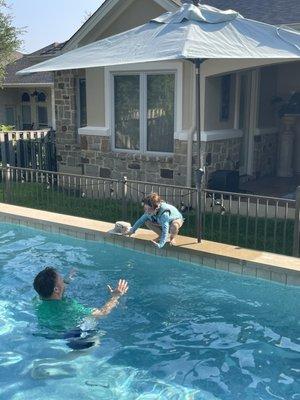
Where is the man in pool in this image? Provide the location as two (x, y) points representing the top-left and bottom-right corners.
(33, 267), (128, 349)
(125, 193), (184, 248)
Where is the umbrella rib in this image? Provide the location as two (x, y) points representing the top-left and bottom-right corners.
(276, 27), (300, 53)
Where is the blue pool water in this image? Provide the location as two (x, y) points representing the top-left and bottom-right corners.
(0, 223), (299, 400)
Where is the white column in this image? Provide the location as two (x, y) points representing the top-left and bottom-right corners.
(247, 69), (260, 176)
(294, 116), (300, 177)
(277, 115), (296, 178)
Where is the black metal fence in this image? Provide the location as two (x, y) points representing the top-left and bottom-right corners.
(0, 166), (299, 257)
(0, 130), (57, 171)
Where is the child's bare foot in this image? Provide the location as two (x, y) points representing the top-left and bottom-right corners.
(170, 238), (176, 246)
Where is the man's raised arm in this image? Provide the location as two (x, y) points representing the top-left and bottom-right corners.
(91, 280), (128, 318)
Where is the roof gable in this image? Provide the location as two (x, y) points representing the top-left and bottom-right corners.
(63, 0), (179, 51)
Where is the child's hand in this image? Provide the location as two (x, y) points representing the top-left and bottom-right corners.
(151, 240), (160, 248)
(123, 228), (133, 236)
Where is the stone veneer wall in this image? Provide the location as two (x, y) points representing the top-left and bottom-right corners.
(80, 135), (189, 186)
(195, 137), (242, 185)
(253, 133), (278, 178)
(54, 70), (82, 175)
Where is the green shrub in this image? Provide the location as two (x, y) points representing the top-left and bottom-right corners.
(0, 124), (14, 132)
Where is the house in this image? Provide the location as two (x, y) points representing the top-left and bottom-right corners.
(0, 42), (65, 131)
(19, 0), (300, 195)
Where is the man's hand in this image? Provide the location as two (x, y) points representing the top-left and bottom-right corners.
(64, 268), (77, 284)
(68, 268), (77, 280)
(107, 279), (129, 298)
(92, 280), (129, 318)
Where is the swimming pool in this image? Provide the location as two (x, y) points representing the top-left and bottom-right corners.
(0, 222), (299, 400)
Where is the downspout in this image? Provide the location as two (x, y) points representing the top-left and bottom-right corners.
(187, 125), (195, 187)
(51, 86), (56, 130)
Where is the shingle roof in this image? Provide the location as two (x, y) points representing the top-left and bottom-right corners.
(3, 57), (54, 85)
(176, 0), (300, 25)
(3, 43), (65, 85)
(28, 42), (66, 57)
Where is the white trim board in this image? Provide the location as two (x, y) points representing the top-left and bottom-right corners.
(78, 126), (110, 136)
(255, 127), (279, 136)
(2, 83), (54, 88)
(78, 128), (188, 142)
(194, 129), (243, 142)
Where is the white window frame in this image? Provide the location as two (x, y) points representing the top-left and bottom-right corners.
(105, 62), (183, 156)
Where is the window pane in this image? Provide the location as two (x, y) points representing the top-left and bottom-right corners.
(5, 107), (15, 125)
(147, 74), (174, 153)
(114, 75), (140, 150)
(22, 105), (31, 129)
(37, 106), (48, 127)
(37, 92), (46, 102)
(79, 78), (87, 127)
(22, 92), (30, 102)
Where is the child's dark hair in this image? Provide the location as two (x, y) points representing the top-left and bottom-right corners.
(33, 267), (58, 299)
(143, 193), (161, 209)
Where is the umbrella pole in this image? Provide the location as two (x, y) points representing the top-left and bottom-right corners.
(194, 59), (205, 243)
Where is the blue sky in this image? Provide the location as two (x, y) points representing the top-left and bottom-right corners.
(8, 0), (104, 54)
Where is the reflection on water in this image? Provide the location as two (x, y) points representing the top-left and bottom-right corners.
(0, 223), (299, 400)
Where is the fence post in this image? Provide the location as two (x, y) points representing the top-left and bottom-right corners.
(3, 164), (12, 204)
(293, 186), (300, 257)
(122, 176), (128, 220)
(194, 168), (204, 243)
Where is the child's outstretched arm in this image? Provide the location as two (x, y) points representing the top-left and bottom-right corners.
(126, 214), (150, 235)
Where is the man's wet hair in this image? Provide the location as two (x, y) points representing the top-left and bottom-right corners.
(33, 267), (58, 299)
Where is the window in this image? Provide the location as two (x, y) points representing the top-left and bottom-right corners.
(22, 92), (30, 102)
(147, 74), (175, 153)
(219, 75), (231, 121)
(37, 105), (48, 128)
(22, 105), (32, 129)
(114, 75), (140, 150)
(5, 107), (15, 126)
(37, 92), (46, 102)
(113, 72), (175, 153)
(78, 78), (87, 127)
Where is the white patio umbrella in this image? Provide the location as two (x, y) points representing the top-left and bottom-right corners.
(19, 2), (300, 71)
(19, 1), (300, 241)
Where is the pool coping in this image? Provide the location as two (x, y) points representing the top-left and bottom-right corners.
(0, 203), (299, 286)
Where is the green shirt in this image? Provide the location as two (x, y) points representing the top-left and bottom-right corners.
(34, 297), (93, 333)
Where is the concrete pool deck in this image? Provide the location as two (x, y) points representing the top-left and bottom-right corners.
(0, 203), (299, 286)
